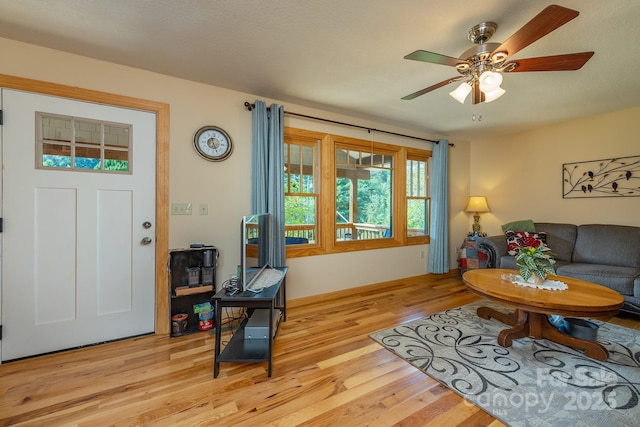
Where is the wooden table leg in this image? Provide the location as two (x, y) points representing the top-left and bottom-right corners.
(533, 312), (609, 361)
(477, 306), (519, 326)
(477, 306), (530, 347)
(480, 307), (609, 361)
(496, 309), (530, 347)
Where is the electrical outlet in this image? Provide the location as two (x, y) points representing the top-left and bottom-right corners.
(171, 203), (192, 215)
(199, 204), (209, 215)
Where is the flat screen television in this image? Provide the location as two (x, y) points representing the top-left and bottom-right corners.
(240, 213), (271, 292)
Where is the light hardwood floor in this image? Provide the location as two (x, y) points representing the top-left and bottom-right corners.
(1, 273), (638, 426)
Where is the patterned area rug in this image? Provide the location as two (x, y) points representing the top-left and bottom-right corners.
(370, 301), (640, 426)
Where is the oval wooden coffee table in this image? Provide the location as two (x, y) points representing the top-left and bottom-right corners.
(462, 269), (624, 361)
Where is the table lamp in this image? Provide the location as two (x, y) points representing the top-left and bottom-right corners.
(464, 196), (490, 237)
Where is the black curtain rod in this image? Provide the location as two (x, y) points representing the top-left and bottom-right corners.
(243, 102), (453, 146)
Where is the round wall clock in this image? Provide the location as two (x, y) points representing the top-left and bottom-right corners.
(193, 125), (233, 161)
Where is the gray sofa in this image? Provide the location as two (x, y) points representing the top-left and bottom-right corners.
(476, 222), (640, 315)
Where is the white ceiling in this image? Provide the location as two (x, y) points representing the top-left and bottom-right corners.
(0, 0), (638, 141)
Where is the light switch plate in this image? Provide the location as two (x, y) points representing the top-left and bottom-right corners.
(171, 203), (192, 215)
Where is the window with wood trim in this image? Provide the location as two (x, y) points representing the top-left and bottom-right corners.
(284, 127), (431, 258)
(36, 112), (131, 173)
(406, 152), (430, 240)
(335, 142), (393, 241)
(284, 129), (320, 251)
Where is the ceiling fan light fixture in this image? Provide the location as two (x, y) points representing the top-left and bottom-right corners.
(449, 82), (472, 103)
(478, 71), (503, 92)
(483, 86), (506, 103)
(401, 6), (593, 105)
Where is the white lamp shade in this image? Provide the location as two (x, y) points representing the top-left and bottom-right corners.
(478, 71), (503, 93)
(449, 82), (472, 103)
(464, 196), (491, 213)
(483, 86), (506, 103)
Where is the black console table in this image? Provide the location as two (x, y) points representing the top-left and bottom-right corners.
(212, 267), (287, 378)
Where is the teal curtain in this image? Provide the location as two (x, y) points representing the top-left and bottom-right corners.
(251, 100), (285, 267)
(427, 139), (449, 273)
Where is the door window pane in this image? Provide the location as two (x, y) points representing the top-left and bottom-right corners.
(74, 145), (101, 169)
(37, 112), (132, 173)
(74, 119), (101, 144)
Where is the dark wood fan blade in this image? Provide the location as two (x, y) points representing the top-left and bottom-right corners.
(504, 52), (594, 72)
(401, 76), (464, 100)
(404, 50), (468, 68)
(492, 5), (580, 59)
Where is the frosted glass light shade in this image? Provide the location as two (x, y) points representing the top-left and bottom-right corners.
(483, 87), (506, 103)
(449, 82), (472, 103)
(464, 196), (490, 213)
(479, 71), (503, 92)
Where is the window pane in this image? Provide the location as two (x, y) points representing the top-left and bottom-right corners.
(336, 162), (392, 240)
(407, 160), (415, 195)
(361, 151), (372, 167)
(104, 124), (131, 148)
(41, 143), (71, 168)
(74, 119), (101, 144)
(336, 147), (349, 164)
(407, 159), (427, 197)
(287, 143), (299, 171)
(285, 143), (304, 194)
(349, 150), (361, 166)
(406, 157), (429, 237)
(407, 199), (428, 236)
(356, 168), (391, 239)
(336, 176), (351, 225)
(74, 145), (101, 169)
(284, 134), (319, 249)
(104, 149), (130, 171)
(37, 113), (132, 174)
(42, 116), (72, 143)
(301, 145), (314, 192)
(285, 195), (315, 244)
(373, 154), (382, 168)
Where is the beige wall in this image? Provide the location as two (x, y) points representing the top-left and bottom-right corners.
(470, 107), (640, 236)
(0, 37), (471, 300)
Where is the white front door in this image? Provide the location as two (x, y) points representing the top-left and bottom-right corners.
(1, 89), (156, 361)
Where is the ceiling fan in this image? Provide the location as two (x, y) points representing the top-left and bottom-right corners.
(402, 4), (594, 104)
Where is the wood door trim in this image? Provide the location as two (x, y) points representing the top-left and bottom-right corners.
(0, 73), (171, 335)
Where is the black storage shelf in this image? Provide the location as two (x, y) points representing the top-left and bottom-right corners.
(217, 319), (270, 361)
(216, 313), (284, 362)
(213, 267), (287, 378)
(169, 247), (217, 337)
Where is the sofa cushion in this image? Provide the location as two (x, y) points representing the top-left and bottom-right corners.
(505, 230), (547, 256)
(573, 224), (640, 268)
(501, 219), (535, 233)
(534, 222), (577, 263)
(557, 263), (639, 296)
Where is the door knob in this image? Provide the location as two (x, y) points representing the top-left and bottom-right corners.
(143, 221), (152, 229)
(141, 237), (153, 245)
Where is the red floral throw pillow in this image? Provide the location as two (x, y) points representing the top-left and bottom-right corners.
(505, 230), (547, 256)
